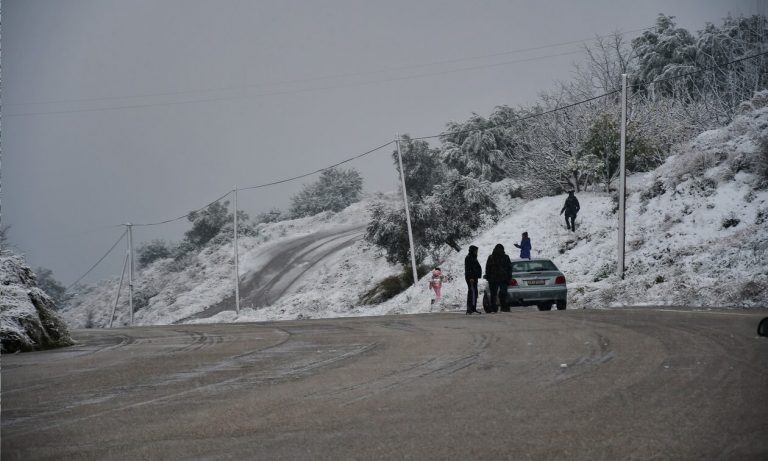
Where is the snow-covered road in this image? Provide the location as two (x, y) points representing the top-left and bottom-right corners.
(176, 225), (365, 323)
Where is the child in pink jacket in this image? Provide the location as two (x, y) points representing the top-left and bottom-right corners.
(429, 267), (443, 304)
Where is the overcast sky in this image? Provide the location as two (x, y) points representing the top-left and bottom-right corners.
(3, 0), (764, 286)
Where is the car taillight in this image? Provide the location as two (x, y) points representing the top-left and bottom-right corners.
(555, 275), (566, 285)
(509, 278), (518, 286)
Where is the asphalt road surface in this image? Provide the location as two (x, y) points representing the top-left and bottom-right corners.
(178, 225), (364, 323)
(3, 308), (768, 460)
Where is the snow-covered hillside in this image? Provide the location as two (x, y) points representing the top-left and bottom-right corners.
(1, 252), (73, 352)
(63, 97), (768, 328)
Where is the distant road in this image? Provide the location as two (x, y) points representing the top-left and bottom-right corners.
(3, 308), (767, 460)
(177, 225), (364, 323)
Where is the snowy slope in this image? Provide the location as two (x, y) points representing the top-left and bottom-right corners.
(63, 99), (768, 328)
(1, 252), (74, 352)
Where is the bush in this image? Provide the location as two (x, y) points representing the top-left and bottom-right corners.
(185, 201), (231, 248)
(289, 168), (363, 218)
(34, 267), (68, 308)
(722, 214), (741, 229)
(359, 265), (430, 304)
(137, 239), (173, 268)
(640, 178), (666, 203)
(255, 208), (284, 224)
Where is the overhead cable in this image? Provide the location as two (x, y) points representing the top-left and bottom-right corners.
(5, 51), (586, 117)
(6, 26), (653, 110)
(410, 90), (620, 141)
(132, 190), (234, 227)
(239, 141), (395, 191)
(638, 50), (768, 86)
(65, 230), (127, 291)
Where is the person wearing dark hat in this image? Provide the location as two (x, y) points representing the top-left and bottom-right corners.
(464, 245), (482, 314)
(560, 191), (581, 231)
(484, 243), (512, 313)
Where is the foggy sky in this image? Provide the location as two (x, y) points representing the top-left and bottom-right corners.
(2, 0), (763, 286)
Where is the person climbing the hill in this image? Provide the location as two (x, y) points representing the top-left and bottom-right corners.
(484, 244), (512, 313)
(514, 232), (532, 259)
(464, 245), (482, 315)
(560, 190), (581, 232)
(429, 267), (444, 305)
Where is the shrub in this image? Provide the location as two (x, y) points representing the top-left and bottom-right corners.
(592, 263), (613, 282)
(185, 201), (231, 248)
(34, 267), (68, 308)
(137, 239), (173, 268)
(756, 208), (767, 225)
(640, 178), (666, 203)
(359, 265), (430, 304)
(508, 186), (524, 199)
(722, 214), (740, 229)
(289, 168), (363, 218)
(255, 208), (284, 224)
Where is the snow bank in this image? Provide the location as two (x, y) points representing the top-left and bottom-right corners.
(64, 99), (768, 328)
(1, 252), (74, 352)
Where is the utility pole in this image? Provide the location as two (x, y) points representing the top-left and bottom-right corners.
(127, 223), (135, 326)
(233, 187), (240, 315)
(618, 74), (627, 279)
(395, 134), (419, 286)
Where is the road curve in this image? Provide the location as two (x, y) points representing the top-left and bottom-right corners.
(3, 308), (767, 460)
(177, 225), (364, 323)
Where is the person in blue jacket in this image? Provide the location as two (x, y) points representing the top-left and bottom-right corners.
(514, 232), (532, 259)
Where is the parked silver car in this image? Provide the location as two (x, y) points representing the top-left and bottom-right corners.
(482, 258), (567, 312)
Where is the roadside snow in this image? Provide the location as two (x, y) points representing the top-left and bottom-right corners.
(63, 103), (768, 328)
(1, 253), (74, 352)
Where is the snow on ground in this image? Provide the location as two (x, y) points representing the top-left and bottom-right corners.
(62, 193), (403, 327)
(1, 252), (73, 352)
(63, 102), (768, 328)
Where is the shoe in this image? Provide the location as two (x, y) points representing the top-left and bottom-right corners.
(431, 299), (435, 305)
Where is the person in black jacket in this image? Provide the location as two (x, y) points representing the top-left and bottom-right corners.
(484, 243), (512, 313)
(464, 245), (482, 315)
(560, 191), (581, 231)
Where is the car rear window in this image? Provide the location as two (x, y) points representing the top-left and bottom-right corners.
(511, 260), (558, 272)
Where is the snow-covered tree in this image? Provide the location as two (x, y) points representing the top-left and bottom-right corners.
(440, 112), (517, 181)
(184, 201), (231, 248)
(137, 239), (173, 268)
(393, 135), (446, 200)
(580, 113), (661, 191)
(289, 168), (363, 218)
(365, 172), (497, 265)
(34, 267), (69, 308)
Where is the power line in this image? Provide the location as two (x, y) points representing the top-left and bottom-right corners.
(132, 190), (233, 227)
(638, 50), (768, 86)
(411, 90), (620, 141)
(5, 50), (586, 118)
(128, 141), (393, 226)
(66, 230), (127, 291)
(239, 141), (395, 191)
(411, 50), (768, 141)
(6, 26), (653, 109)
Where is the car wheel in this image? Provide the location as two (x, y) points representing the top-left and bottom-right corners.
(537, 304), (552, 311)
(556, 300), (567, 310)
(759, 317), (768, 337)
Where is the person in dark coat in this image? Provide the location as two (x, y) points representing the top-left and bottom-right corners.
(464, 245), (482, 315)
(484, 243), (512, 313)
(560, 191), (581, 231)
(513, 232), (532, 259)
